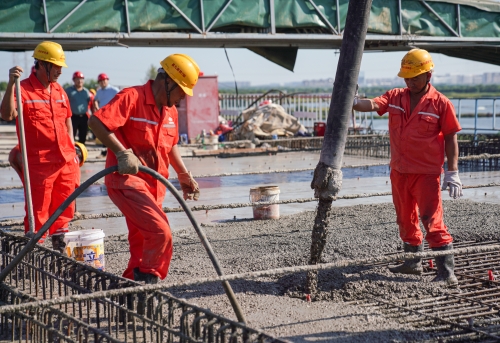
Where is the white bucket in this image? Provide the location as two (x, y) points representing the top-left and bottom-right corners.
(250, 186), (280, 220)
(64, 229), (106, 270)
(204, 135), (219, 144)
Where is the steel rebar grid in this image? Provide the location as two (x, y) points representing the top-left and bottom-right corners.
(365, 240), (500, 342)
(0, 232), (283, 343)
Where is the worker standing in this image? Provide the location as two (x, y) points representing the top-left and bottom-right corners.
(353, 49), (462, 286)
(0, 41), (80, 253)
(65, 71), (93, 144)
(93, 73), (119, 111)
(89, 54), (201, 284)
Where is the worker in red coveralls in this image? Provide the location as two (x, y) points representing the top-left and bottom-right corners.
(89, 54), (201, 284)
(0, 41), (80, 254)
(353, 49), (462, 286)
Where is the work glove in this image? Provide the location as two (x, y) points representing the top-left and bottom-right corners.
(353, 84), (359, 107)
(116, 149), (140, 175)
(178, 171), (200, 201)
(441, 170), (463, 199)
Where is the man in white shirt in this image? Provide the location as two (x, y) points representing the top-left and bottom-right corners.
(94, 73), (119, 111)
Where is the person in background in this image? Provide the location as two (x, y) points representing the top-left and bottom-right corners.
(65, 71), (93, 144)
(353, 49), (462, 286)
(0, 41), (80, 254)
(88, 54), (201, 284)
(93, 73), (119, 112)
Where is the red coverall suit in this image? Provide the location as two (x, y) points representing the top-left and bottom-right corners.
(17, 72), (80, 241)
(373, 83), (461, 248)
(93, 80), (177, 280)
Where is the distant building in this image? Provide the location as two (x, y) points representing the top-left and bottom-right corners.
(432, 72), (500, 85)
(219, 81), (251, 89)
(302, 78), (334, 87)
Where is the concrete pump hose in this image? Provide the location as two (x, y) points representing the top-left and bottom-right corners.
(0, 165), (247, 324)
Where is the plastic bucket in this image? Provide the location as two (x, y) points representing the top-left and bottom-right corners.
(64, 229), (106, 270)
(250, 186), (280, 220)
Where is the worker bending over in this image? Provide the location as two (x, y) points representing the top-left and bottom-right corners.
(0, 41), (80, 253)
(353, 49), (462, 286)
(89, 54), (200, 284)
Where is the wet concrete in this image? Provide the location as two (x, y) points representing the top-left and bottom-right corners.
(101, 199), (500, 342)
(2, 125), (500, 341)
(2, 151), (500, 236)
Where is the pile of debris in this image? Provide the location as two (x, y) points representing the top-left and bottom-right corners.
(234, 103), (306, 141)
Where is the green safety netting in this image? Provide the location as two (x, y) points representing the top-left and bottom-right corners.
(0, 0), (499, 37)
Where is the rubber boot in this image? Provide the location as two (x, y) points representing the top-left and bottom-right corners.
(388, 243), (423, 275)
(134, 268), (158, 316)
(431, 243), (458, 286)
(51, 234), (68, 256)
(133, 267), (159, 285)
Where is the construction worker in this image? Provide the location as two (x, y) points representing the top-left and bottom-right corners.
(88, 54), (201, 284)
(93, 73), (119, 112)
(65, 71), (93, 144)
(0, 41), (80, 253)
(353, 49), (461, 286)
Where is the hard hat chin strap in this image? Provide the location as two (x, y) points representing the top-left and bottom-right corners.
(416, 82), (428, 95)
(164, 77), (178, 108)
(41, 61), (54, 84)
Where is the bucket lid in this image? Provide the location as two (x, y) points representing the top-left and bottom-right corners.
(258, 186), (280, 195)
(64, 229), (105, 242)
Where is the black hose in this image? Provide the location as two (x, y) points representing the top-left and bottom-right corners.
(0, 165), (246, 323)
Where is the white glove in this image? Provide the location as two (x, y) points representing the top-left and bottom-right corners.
(353, 84), (359, 107)
(442, 170), (463, 199)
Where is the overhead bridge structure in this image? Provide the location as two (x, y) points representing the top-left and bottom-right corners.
(1, 0), (500, 70)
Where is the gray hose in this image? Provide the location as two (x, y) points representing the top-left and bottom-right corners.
(0, 165), (247, 323)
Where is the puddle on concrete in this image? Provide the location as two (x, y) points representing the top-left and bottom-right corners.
(3, 163), (500, 205)
(0, 165), (392, 204)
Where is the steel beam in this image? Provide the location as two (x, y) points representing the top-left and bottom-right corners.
(398, 0), (404, 35)
(164, 0), (203, 34)
(200, 0), (205, 33)
(457, 4), (461, 37)
(270, 0), (276, 34)
(420, 0), (460, 37)
(124, 0), (131, 35)
(308, 0), (339, 35)
(50, 0), (88, 33)
(42, 0), (50, 33)
(0, 32), (498, 50)
(206, 0), (233, 33)
(336, 0), (341, 33)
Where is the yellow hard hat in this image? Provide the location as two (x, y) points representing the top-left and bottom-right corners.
(74, 142), (88, 167)
(160, 54), (200, 96)
(32, 41), (68, 68)
(397, 49), (434, 79)
(89, 88), (96, 96)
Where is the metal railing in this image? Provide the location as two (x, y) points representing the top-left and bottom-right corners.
(219, 94), (500, 136)
(0, 231), (284, 343)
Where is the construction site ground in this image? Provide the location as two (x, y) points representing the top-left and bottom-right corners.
(1, 123), (500, 342)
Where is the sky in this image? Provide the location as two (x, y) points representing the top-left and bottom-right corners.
(2, 47), (500, 88)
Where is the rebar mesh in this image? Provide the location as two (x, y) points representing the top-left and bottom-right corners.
(372, 240), (500, 342)
(0, 231), (284, 343)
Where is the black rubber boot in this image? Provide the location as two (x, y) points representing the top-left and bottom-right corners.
(134, 268), (158, 316)
(51, 234), (68, 256)
(388, 243), (423, 275)
(133, 267), (159, 284)
(432, 243), (458, 286)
